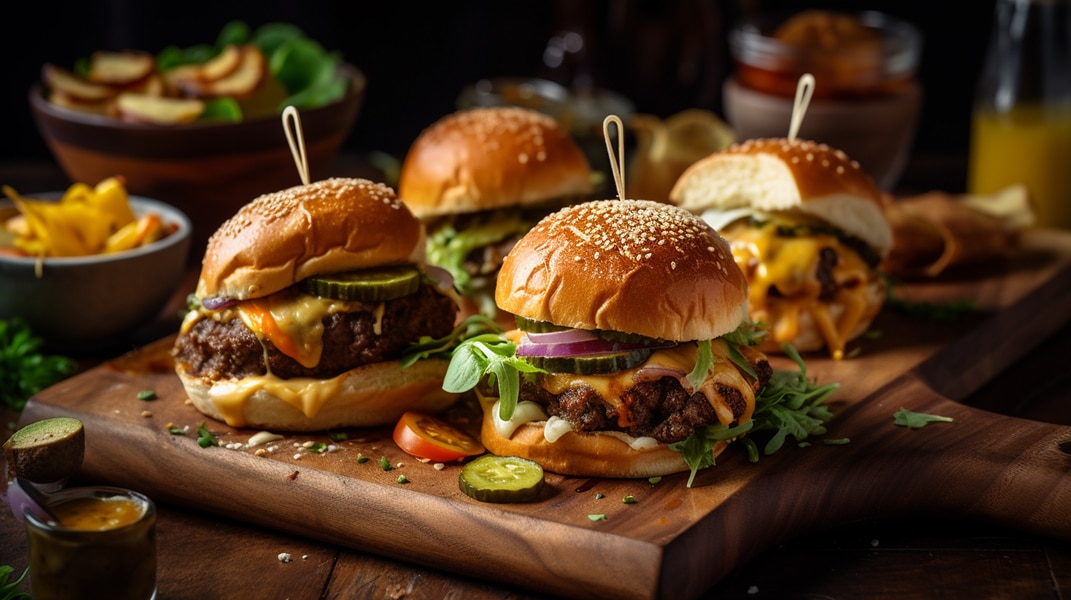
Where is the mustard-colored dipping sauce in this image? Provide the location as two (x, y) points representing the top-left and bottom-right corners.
(52, 496), (144, 531)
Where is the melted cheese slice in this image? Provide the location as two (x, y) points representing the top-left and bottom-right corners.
(209, 373), (345, 426)
(184, 289), (384, 370)
(722, 214), (874, 360)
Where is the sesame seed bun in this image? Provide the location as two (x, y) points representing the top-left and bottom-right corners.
(196, 178), (426, 302)
(397, 107), (593, 217)
(669, 137), (892, 255)
(495, 199), (748, 342)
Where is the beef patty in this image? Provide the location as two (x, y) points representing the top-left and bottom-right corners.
(173, 284), (456, 380)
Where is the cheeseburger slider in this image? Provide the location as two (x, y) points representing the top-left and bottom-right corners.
(172, 178), (460, 432)
(448, 199), (773, 480)
(397, 106), (593, 324)
(669, 138), (893, 360)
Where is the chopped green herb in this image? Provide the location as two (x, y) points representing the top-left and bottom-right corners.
(594, 492), (605, 500)
(136, 390), (157, 401)
(328, 432), (348, 442)
(397, 474), (410, 484)
(893, 408), (954, 429)
(648, 477), (662, 485)
(306, 442), (329, 454)
(379, 456), (392, 471)
(823, 438), (851, 445)
(588, 514), (607, 522)
(196, 423), (218, 448)
(168, 426), (186, 436)
(0, 318), (76, 412)
(195, 426), (216, 447)
(622, 495), (637, 505)
(356, 453), (369, 464)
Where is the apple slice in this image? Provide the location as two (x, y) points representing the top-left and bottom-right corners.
(42, 64), (116, 102)
(87, 50), (156, 86)
(197, 45), (266, 98)
(198, 44), (242, 82)
(47, 90), (116, 116)
(115, 93), (205, 124)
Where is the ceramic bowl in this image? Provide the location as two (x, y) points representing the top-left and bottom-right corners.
(29, 65), (366, 256)
(0, 195), (191, 346)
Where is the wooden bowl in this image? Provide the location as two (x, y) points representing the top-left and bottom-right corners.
(29, 65), (366, 257)
(0, 196), (191, 347)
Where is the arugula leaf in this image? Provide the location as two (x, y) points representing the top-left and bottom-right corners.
(670, 421), (754, 487)
(0, 565), (30, 600)
(748, 344), (839, 455)
(400, 314), (502, 367)
(0, 318), (76, 412)
(441, 333), (545, 421)
(686, 339), (713, 392)
(671, 343), (839, 487)
(893, 407), (954, 429)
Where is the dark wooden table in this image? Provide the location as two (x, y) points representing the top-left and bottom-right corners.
(2, 156), (1070, 599)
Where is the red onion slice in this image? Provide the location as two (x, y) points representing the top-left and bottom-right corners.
(525, 329), (599, 344)
(201, 296), (237, 310)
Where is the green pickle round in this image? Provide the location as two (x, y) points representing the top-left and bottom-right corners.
(301, 265), (421, 302)
(459, 455), (545, 503)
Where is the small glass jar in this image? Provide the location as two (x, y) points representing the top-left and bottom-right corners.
(24, 486), (157, 600)
(723, 10), (923, 190)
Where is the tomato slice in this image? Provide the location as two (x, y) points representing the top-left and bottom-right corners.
(392, 411), (485, 463)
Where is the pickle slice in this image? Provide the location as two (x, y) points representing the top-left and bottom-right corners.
(523, 348), (654, 375)
(459, 455), (545, 503)
(515, 316), (664, 346)
(514, 316), (568, 332)
(301, 265), (421, 302)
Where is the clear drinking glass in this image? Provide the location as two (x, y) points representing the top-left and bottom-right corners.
(967, 0), (1071, 228)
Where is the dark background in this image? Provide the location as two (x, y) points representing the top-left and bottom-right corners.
(2, 0), (994, 185)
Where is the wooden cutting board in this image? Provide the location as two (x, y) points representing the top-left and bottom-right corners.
(19, 230), (1071, 600)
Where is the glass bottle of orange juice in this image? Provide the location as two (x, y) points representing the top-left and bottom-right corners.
(967, 0), (1071, 229)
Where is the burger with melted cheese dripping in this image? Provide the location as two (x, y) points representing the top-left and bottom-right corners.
(669, 138), (893, 360)
(397, 106), (593, 325)
(171, 178), (460, 432)
(455, 199), (772, 479)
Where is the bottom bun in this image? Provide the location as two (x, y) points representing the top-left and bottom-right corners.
(177, 359), (458, 432)
(479, 403), (731, 479)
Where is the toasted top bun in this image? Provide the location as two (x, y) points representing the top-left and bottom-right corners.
(669, 138), (893, 256)
(398, 107), (593, 218)
(196, 178), (426, 301)
(496, 199), (748, 342)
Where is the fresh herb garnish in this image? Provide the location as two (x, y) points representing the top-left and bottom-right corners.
(400, 314), (503, 367)
(884, 275), (976, 322)
(0, 565), (30, 600)
(441, 333), (545, 421)
(0, 318), (76, 412)
(327, 432), (348, 442)
(168, 426), (186, 435)
(588, 514), (607, 522)
(196, 423), (218, 448)
(671, 343), (839, 487)
(893, 407), (954, 429)
(356, 453), (369, 464)
(686, 340), (714, 392)
(622, 495), (637, 504)
(136, 390), (157, 401)
(306, 442), (329, 454)
(379, 456), (392, 471)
